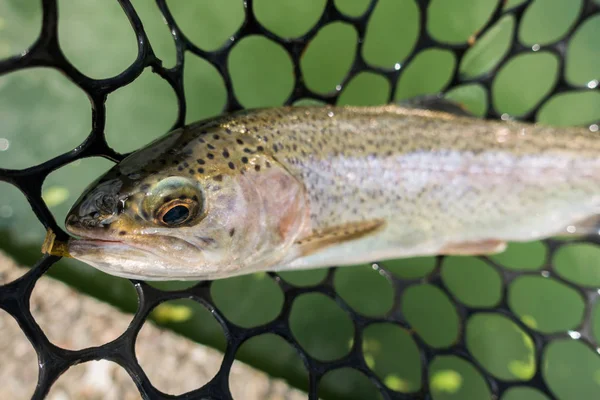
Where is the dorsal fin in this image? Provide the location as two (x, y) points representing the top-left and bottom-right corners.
(399, 94), (474, 117)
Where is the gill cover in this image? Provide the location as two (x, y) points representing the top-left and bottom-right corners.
(58, 120), (312, 280)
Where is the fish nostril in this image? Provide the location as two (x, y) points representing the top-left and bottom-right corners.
(66, 214), (78, 225)
(96, 194), (117, 215)
(67, 213), (98, 228)
(65, 214), (82, 233)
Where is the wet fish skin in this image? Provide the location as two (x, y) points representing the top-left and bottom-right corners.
(58, 105), (600, 280)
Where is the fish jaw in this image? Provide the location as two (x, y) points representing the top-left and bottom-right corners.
(66, 238), (223, 280)
(65, 218), (229, 280)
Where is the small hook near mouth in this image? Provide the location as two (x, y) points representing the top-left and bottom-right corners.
(41, 229), (71, 258)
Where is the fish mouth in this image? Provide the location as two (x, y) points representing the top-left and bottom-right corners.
(78, 238), (123, 245)
(66, 234), (211, 281)
(66, 238), (154, 278)
(69, 236), (166, 261)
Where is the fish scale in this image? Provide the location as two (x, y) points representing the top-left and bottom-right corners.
(45, 104), (600, 280)
(218, 105), (600, 269)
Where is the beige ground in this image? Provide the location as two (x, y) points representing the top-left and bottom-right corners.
(0, 251), (307, 400)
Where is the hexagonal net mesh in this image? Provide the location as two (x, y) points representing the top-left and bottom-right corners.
(1, 0), (599, 399)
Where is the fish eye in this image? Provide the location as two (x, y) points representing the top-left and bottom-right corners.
(161, 204), (190, 225)
(142, 177), (204, 227)
(156, 199), (195, 227)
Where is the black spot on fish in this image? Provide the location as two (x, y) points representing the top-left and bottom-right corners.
(199, 237), (216, 245)
(241, 157), (248, 164)
(179, 195), (187, 200)
(228, 162), (235, 170)
(172, 160), (179, 165)
(272, 144), (278, 153)
(207, 153), (214, 159)
(236, 139), (244, 145)
(140, 184), (150, 191)
(197, 159), (205, 165)
(189, 169), (195, 175)
(255, 165), (261, 172)
(192, 195), (198, 201)
(119, 231), (127, 236)
(197, 168), (205, 174)
(141, 210), (150, 219)
(207, 143), (215, 150)
(213, 134), (220, 140)
(266, 161), (271, 168)
(159, 159), (167, 165)
(257, 146), (264, 152)
(222, 149), (230, 158)
(177, 166), (184, 171)
(213, 174), (223, 182)
(225, 128), (232, 134)
(229, 228), (235, 237)
(198, 137), (206, 143)
(243, 148), (252, 154)
(164, 196), (173, 203)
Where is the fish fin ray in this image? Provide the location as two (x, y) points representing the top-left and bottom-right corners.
(439, 239), (507, 255)
(399, 94), (475, 117)
(294, 220), (385, 257)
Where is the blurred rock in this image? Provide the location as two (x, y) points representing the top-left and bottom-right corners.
(0, 251), (307, 399)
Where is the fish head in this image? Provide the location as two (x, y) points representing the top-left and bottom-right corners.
(65, 124), (310, 280)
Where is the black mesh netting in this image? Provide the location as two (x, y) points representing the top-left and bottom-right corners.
(1, 0), (600, 399)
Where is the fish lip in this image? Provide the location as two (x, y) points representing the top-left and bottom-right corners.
(68, 237), (165, 269)
(70, 234), (202, 264)
(71, 236), (143, 250)
(77, 238), (122, 244)
(67, 235), (210, 281)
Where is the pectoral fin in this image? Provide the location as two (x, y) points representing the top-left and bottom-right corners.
(295, 220), (385, 257)
(439, 239), (507, 256)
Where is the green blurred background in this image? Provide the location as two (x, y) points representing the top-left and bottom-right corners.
(1, 0), (599, 399)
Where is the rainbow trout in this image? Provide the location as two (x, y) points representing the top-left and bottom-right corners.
(43, 102), (600, 280)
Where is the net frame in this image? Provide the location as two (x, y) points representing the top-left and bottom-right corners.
(0, 0), (599, 399)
